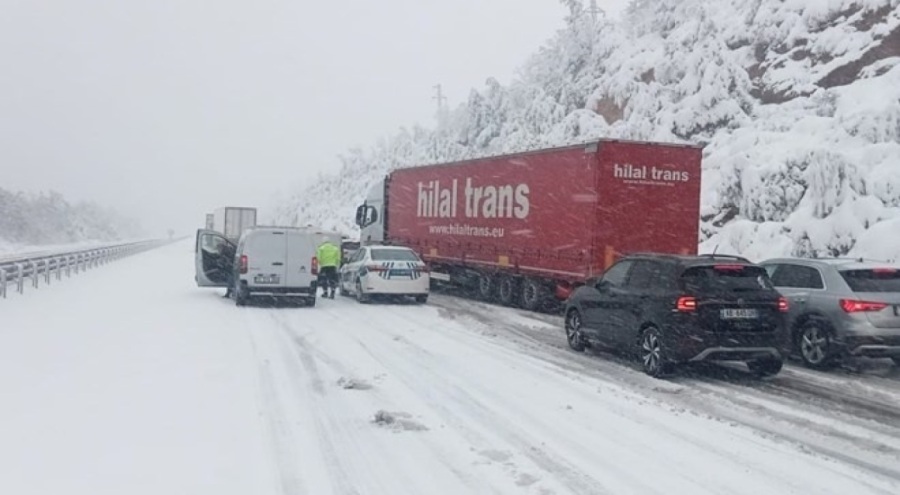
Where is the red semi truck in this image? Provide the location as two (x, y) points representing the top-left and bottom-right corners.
(355, 139), (702, 310)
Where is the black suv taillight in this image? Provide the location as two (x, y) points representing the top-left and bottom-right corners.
(676, 296), (697, 312)
(778, 296), (789, 312)
(239, 255), (248, 274)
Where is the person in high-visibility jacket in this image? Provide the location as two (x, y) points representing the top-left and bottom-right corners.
(316, 240), (341, 298)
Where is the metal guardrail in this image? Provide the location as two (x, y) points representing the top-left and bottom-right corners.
(0, 240), (168, 299)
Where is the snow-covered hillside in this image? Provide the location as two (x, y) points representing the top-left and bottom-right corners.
(0, 188), (141, 253)
(275, 0), (900, 262)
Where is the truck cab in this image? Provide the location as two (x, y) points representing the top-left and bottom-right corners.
(356, 181), (386, 245)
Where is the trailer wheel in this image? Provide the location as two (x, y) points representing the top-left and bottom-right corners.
(520, 278), (548, 311)
(498, 276), (518, 307)
(476, 272), (495, 301)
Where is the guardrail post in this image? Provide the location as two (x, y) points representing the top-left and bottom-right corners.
(44, 260), (51, 285)
(0, 269), (6, 298)
(55, 257), (62, 281)
(16, 263), (24, 294)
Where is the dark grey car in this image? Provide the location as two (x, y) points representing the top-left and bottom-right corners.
(760, 258), (900, 369)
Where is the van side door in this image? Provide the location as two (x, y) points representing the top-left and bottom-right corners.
(195, 229), (235, 287)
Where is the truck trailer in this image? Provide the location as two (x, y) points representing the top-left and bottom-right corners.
(212, 207), (258, 242)
(355, 139), (702, 310)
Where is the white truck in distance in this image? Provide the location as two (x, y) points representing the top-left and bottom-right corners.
(213, 207), (257, 242)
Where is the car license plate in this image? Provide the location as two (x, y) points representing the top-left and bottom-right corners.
(721, 308), (759, 319)
(254, 274), (280, 284)
(390, 269), (412, 277)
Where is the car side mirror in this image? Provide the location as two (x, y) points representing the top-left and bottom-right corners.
(595, 279), (611, 291)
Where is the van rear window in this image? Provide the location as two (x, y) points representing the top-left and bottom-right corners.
(371, 249), (420, 262)
(840, 269), (900, 293)
(680, 265), (773, 292)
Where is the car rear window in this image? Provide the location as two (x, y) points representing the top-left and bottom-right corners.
(840, 269), (900, 293)
(680, 264), (774, 292)
(371, 249), (420, 262)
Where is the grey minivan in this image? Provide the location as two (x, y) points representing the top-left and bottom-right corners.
(760, 258), (900, 369)
(195, 226), (338, 306)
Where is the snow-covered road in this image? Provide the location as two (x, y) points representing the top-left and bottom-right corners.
(2, 240), (899, 494)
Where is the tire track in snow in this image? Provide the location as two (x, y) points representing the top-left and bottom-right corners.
(241, 307), (310, 495)
(267, 308), (496, 495)
(342, 315), (618, 494)
(265, 311), (362, 495)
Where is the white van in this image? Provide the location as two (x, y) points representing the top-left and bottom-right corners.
(195, 226), (340, 306)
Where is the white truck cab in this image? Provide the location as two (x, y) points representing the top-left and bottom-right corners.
(195, 226), (340, 306)
(356, 181), (386, 245)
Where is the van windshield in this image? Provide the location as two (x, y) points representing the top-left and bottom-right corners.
(371, 249), (420, 262)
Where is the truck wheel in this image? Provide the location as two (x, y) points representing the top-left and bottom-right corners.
(498, 276), (518, 307)
(520, 278), (548, 311)
(476, 273), (494, 301)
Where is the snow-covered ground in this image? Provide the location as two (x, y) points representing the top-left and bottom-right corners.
(1, 240), (899, 494)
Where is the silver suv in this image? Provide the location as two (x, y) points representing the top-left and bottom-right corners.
(759, 258), (900, 369)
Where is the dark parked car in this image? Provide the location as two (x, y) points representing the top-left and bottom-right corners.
(760, 258), (900, 369)
(564, 254), (789, 377)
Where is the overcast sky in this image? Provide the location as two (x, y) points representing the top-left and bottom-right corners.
(1, 0), (629, 237)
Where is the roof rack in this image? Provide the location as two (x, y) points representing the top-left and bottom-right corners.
(696, 253), (750, 261)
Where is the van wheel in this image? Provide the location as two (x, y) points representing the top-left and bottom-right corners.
(498, 276), (518, 307)
(234, 283), (248, 307)
(797, 322), (836, 369)
(520, 278), (548, 311)
(748, 359), (782, 377)
(356, 280), (370, 304)
(640, 327), (673, 378)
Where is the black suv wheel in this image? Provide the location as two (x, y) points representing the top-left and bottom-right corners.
(640, 327), (672, 378)
(565, 310), (586, 352)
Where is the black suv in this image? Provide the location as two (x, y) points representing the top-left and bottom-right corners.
(564, 254), (789, 378)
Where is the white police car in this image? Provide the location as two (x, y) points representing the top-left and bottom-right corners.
(339, 245), (430, 303)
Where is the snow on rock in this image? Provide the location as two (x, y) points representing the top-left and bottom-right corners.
(276, 0), (900, 262)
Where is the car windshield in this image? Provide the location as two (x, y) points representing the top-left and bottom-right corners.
(370, 248), (420, 262)
(840, 269), (900, 293)
(680, 265), (773, 292)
